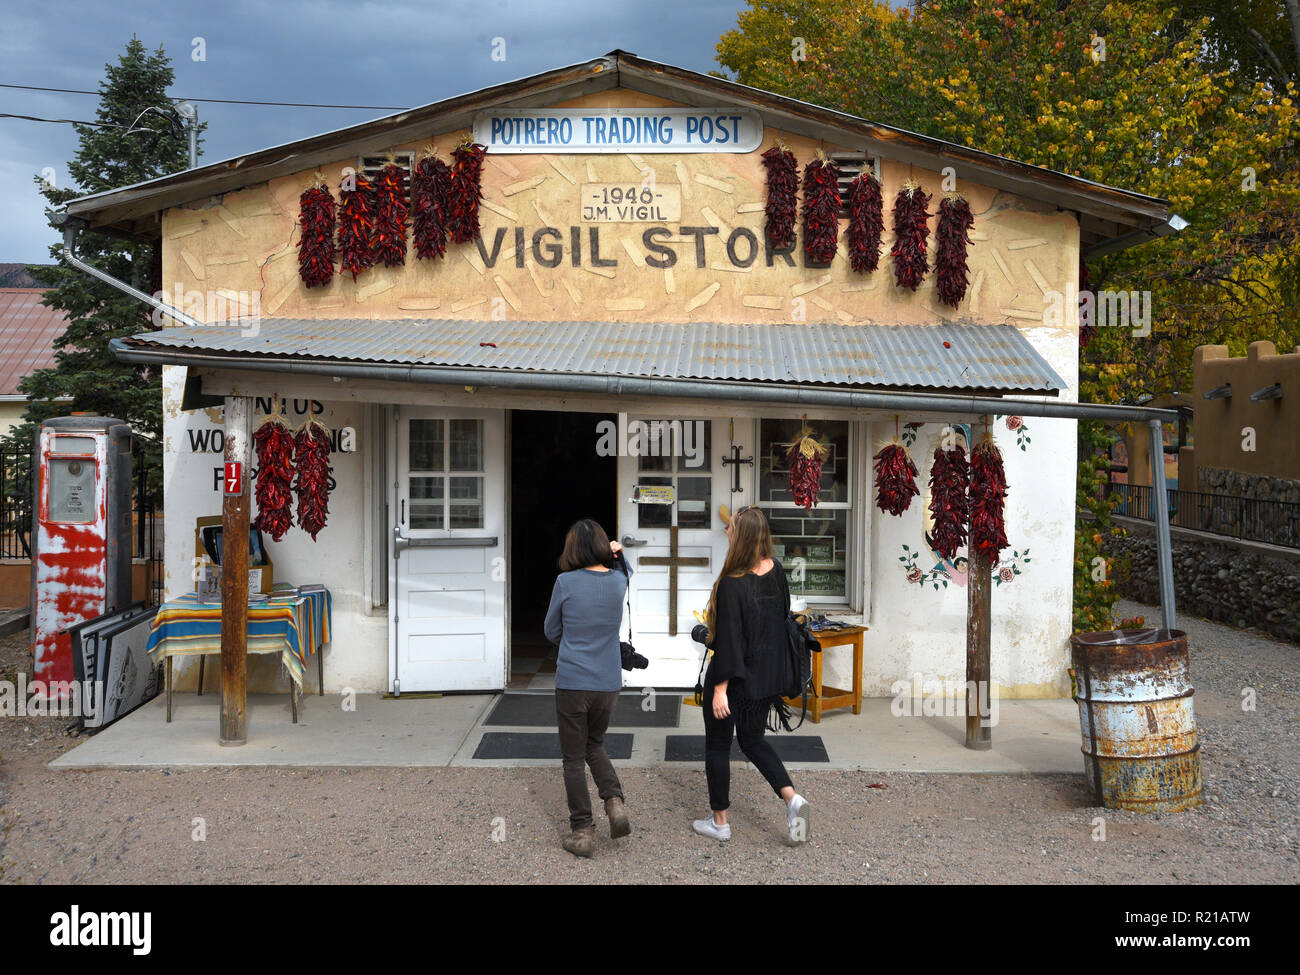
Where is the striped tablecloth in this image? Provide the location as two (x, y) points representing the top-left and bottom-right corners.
(146, 589), (332, 688)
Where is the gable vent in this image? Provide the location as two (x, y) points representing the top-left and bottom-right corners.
(829, 151), (878, 219)
(358, 152), (415, 200)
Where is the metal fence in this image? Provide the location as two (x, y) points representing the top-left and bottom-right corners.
(1, 447), (31, 560)
(0, 444), (164, 603)
(1107, 482), (1300, 550)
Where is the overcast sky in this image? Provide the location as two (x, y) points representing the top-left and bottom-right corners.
(0, 0), (748, 264)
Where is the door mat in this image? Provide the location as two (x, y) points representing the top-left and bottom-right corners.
(484, 693), (681, 728)
(662, 734), (829, 763)
(472, 732), (636, 760)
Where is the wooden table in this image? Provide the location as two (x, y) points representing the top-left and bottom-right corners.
(785, 624), (868, 723)
(146, 590), (331, 723)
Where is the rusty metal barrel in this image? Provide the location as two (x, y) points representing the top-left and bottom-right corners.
(1070, 629), (1203, 813)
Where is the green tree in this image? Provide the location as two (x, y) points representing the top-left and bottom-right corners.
(717, 0), (1300, 407)
(5, 36), (202, 488)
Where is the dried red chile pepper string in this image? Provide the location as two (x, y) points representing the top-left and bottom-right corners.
(297, 177), (336, 288)
(801, 151), (841, 266)
(873, 442), (920, 515)
(370, 161), (409, 268)
(934, 193), (975, 307)
(969, 436), (1009, 566)
(337, 173), (376, 281)
(253, 414), (295, 542)
(928, 439), (970, 562)
(411, 149), (452, 261)
(446, 141), (487, 245)
(786, 418), (830, 509)
(293, 419), (332, 541)
(891, 180), (931, 291)
(847, 171), (884, 274)
(760, 144), (798, 250)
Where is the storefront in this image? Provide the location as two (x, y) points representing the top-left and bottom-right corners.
(62, 51), (1179, 709)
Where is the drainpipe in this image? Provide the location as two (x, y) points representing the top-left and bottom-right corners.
(1148, 418), (1178, 631)
(51, 213), (204, 329)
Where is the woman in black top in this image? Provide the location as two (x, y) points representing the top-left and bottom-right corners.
(692, 506), (810, 846)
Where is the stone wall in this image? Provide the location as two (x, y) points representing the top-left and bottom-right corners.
(1197, 466), (1300, 504)
(1105, 516), (1300, 643)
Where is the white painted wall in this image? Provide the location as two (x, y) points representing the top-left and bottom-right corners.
(161, 366), (387, 692)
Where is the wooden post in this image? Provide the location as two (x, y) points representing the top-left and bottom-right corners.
(965, 543), (993, 749)
(220, 396), (250, 746)
(966, 417), (993, 750)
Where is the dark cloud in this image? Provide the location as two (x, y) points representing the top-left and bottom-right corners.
(1, 0), (744, 261)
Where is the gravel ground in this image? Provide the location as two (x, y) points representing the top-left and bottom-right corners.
(1, 599), (1296, 884)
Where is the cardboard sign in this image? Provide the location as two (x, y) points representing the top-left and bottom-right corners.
(633, 485), (675, 505)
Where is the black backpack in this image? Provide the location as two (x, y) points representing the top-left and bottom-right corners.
(777, 563), (821, 730)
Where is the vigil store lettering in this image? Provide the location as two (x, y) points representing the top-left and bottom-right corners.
(479, 224), (838, 270)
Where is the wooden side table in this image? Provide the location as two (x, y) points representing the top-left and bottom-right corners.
(785, 624), (868, 723)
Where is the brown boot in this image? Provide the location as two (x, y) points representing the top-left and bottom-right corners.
(605, 797), (631, 839)
(562, 826), (595, 858)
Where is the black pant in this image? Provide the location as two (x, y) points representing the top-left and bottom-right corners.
(555, 689), (624, 829)
(702, 672), (793, 811)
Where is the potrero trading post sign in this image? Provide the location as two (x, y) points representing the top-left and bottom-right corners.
(473, 108), (764, 153)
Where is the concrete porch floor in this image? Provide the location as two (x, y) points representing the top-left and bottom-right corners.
(48, 690), (1085, 774)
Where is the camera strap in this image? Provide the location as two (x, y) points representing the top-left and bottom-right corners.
(616, 555), (633, 646)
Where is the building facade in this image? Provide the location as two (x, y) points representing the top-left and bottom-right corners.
(65, 53), (1174, 700)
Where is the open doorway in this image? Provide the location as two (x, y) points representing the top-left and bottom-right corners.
(509, 409), (617, 689)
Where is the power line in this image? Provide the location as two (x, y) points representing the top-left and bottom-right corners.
(0, 82), (406, 111)
(0, 112), (131, 128)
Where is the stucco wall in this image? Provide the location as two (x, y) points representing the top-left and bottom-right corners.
(1192, 342), (1300, 482)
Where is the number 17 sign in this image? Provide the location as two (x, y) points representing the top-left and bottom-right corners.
(224, 461), (243, 496)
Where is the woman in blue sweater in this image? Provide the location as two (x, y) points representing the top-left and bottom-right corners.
(544, 518), (633, 857)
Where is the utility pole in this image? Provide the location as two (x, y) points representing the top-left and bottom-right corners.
(174, 100), (198, 169)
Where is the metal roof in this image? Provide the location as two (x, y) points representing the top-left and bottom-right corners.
(117, 319), (1066, 394)
(0, 289), (67, 398)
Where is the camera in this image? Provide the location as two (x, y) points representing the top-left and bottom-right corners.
(690, 623), (711, 646)
(620, 641), (648, 670)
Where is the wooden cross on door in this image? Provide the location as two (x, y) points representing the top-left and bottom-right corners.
(639, 526), (709, 635)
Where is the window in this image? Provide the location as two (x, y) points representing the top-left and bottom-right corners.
(757, 417), (852, 602)
(408, 417), (484, 530)
(636, 418), (711, 529)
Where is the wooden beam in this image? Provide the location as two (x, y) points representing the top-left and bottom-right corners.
(966, 418), (993, 750)
(220, 395), (250, 745)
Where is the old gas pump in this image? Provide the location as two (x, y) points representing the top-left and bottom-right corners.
(31, 416), (133, 698)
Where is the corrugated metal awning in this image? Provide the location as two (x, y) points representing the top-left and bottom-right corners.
(119, 319), (1066, 394)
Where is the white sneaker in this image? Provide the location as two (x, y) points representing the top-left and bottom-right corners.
(692, 814), (731, 841)
(787, 794), (810, 845)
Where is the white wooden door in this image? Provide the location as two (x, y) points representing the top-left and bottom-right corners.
(390, 407), (505, 692)
(616, 417), (741, 687)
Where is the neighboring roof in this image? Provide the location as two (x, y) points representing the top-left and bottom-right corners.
(0, 265), (50, 289)
(64, 51), (1170, 254)
(0, 289), (65, 398)
(113, 319), (1066, 395)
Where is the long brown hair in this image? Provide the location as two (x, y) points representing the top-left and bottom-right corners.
(704, 505), (773, 641)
